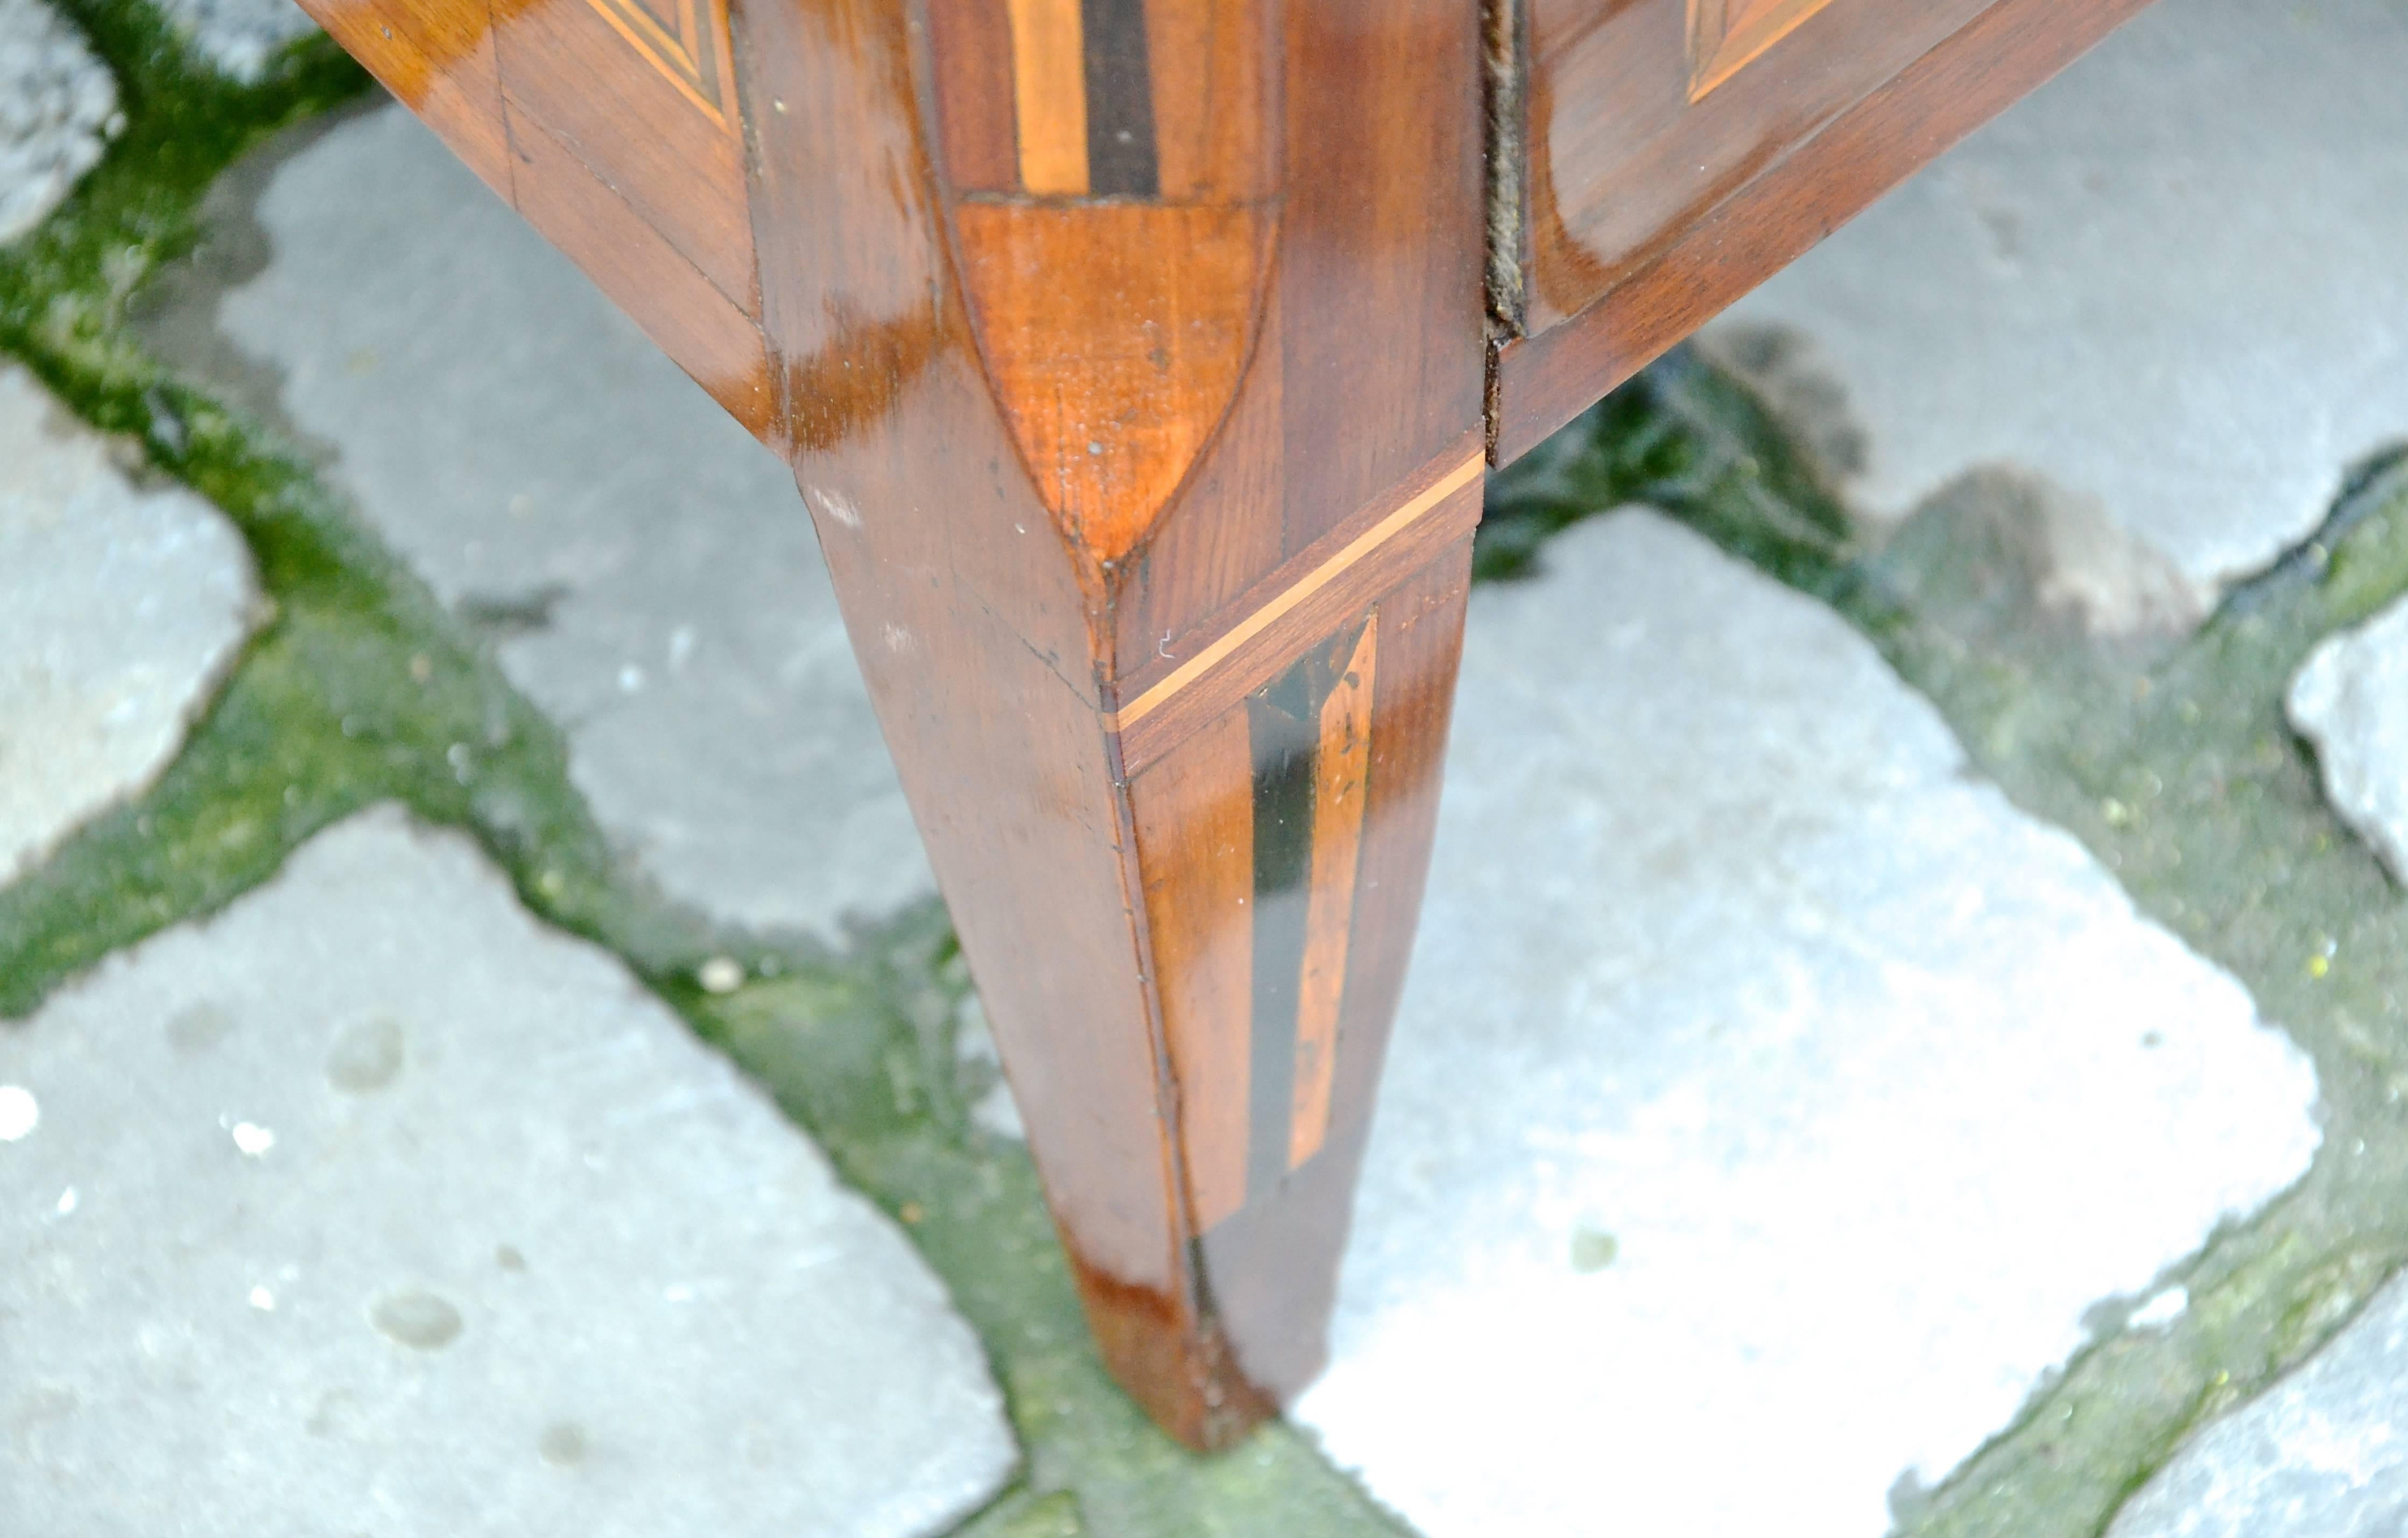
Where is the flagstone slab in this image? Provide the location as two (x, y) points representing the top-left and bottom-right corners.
(0, 0), (117, 243)
(2290, 591), (2408, 884)
(166, 104), (933, 942)
(1294, 510), (2322, 1538)
(1707, 0), (2408, 610)
(0, 806), (1015, 1536)
(0, 359), (256, 888)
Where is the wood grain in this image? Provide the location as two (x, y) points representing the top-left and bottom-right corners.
(736, 0), (1481, 1446)
(1522, 0), (1989, 330)
(926, 0), (1021, 192)
(506, 109), (774, 435)
(1133, 710), (1256, 1234)
(1494, 0), (2156, 463)
(1006, 0), (1090, 193)
(954, 201), (1270, 563)
(293, 0), (517, 197)
(1290, 614), (1374, 1169)
(1688, 0), (1837, 99)
(495, 0), (757, 311)
(1115, 442), (1481, 777)
(1144, 0), (1276, 200)
(1200, 539), (1470, 1401)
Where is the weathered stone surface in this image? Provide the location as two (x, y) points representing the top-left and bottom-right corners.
(0, 360), (256, 887)
(2289, 591), (2408, 883)
(0, 0), (118, 243)
(1294, 511), (2321, 1538)
(1879, 464), (2205, 642)
(1708, 0), (2408, 609)
(152, 0), (319, 81)
(0, 807), (1015, 1535)
(178, 105), (933, 940)
(2109, 1272), (2408, 1538)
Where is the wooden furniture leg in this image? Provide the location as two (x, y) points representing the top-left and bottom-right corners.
(732, 0), (1485, 1448)
(302, 0), (1480, 1448)
(305, 0), (2143, 1452)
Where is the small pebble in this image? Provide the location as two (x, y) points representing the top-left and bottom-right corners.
(0, 1085), (40, 1141)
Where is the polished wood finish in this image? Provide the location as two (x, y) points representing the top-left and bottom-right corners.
(730, 0), (1483, 1445)
(1491, 0), (2156, 463)
(299, 0), (2151, 1452)
(1687, 0), (1837, 101)
(1515, 0), (1990, 334)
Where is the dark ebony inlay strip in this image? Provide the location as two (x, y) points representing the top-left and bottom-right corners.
(1245, 662), (1318, 1200)
(1080, 0), (1159, 196)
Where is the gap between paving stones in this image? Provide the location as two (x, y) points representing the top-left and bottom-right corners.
(9, 6), (2408, 1531)
(0, 9), (1413, 1533)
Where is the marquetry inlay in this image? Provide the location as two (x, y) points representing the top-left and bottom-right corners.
(1116, 449), (1482, 733)
(1687, 0), (1837, 100)
(585, 0), (734, 125)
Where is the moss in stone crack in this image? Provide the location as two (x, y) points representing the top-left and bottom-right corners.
(1492, 352), (2408, 1538)
(0, 1), (369, 404)
(1478, 349), (1869, 603)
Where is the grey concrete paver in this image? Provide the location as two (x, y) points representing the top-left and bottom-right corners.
(0, 359), (256, 888)
(1708, 0), (2408, 612)
(177, 105), (933, 941)
(2109, 1271), (2408, 1538)
(1294, 511), (2322, 1538)
(0, 806), (1015, 1536)
(2290, 591), (2408, 884)
(0, 0), (116, 243)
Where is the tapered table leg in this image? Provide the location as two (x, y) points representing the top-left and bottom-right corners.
(298, 0), (1489, 1448)
(734, 0), (1488, 1447)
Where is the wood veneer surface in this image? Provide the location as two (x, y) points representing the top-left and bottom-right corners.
(1494, 0), (2157, 464)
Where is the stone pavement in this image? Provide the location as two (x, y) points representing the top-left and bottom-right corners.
(5, 0), (2408, 1533)
(1295, 511), (2321, 1537)
(0, 359), (256, 886)
(0, 0), (116, 243)
(142, 104), (932, 943)
(1710, 0), (2408, 618)
(0, 808), (1015, 1535)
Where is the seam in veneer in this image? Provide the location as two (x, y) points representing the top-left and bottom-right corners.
(1480, 0), (1528, 338)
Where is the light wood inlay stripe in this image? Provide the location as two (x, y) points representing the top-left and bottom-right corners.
(1289, 615), (1374, 1170)
(1687, 0), (1837, 100)
(585, 0), (730, 125)
(1117, 449), (1482, 732)
(1006, 0), (1090, 194)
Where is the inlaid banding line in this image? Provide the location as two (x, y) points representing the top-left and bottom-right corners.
(585, 0), (731, 125)
(1006, 0), (1091, 193)
(1687, 0), (1838, 100)
(1289, 617), (1375, 1169)
(1238, 615), (1376, 1203)
(1081, 0), (1159, 195)
(1117, 449), (1482, 733)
